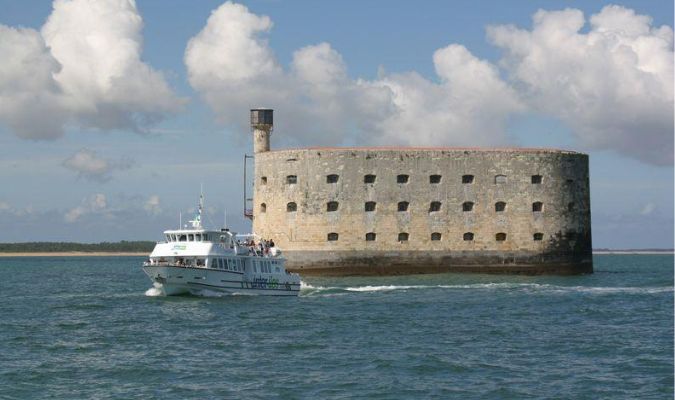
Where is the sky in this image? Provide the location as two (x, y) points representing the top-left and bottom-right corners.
(0, 0), (672, 249)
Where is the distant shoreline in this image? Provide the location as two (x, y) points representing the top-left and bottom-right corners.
(592, 250), (674, 255)
(0, 252), (148, 257)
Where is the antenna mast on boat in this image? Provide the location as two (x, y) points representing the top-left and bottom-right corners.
(188, 186), (204, 229)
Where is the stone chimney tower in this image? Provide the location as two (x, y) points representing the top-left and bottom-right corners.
(251, 108), (273, 154)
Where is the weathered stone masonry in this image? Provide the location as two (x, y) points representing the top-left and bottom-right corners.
(250, 111), (592, 275)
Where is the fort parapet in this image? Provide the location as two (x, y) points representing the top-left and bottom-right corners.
(249, 110), (592, 275)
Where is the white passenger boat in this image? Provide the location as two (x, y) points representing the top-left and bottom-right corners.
(142, 195), (301, 296)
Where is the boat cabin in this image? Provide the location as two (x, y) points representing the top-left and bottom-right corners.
(163, 229), (236, 249)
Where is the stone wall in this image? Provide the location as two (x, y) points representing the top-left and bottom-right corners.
(252, 147), (592, 275)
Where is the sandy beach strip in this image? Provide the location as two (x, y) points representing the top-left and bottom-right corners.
(0, 252), (148, 257)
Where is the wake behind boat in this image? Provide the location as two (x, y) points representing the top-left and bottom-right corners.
(142, 194), (301, 296)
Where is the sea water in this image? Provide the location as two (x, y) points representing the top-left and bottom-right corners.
(0, 255), (672, 399)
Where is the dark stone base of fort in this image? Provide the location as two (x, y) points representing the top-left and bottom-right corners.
(285, 250), (593, 276)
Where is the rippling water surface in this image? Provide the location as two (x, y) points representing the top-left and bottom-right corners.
(0, 255), (672, 399)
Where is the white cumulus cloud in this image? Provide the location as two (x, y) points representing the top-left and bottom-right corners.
(487, 5), (674, 165)
(65, 193), (107, 223)
(185, 2), (523, 147)
(144, 195), (162, 215)
(62, 148), (133, 182)
(0, 0), (184, 140)
(186, 2), (673, 165)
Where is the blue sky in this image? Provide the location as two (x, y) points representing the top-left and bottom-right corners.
(0, 0), (672, 248)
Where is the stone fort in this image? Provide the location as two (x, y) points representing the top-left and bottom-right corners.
(249, 109), (592, 275)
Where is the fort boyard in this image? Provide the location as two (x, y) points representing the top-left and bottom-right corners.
(249, 109), (592, 276)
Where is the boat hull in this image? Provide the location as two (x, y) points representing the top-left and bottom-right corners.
(143, 265), (301, 297)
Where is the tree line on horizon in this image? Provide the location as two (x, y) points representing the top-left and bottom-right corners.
(0, 241), (155, 253)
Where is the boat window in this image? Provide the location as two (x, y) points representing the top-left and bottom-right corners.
(188, 234), (194, 241)
(219, 259), (225, 269)
(276, 267), (280, 273)
(165, 234), (171, 242)
(195, 234), (201, 241)
(197, 258), (205, 266)
(171, 234), (177, 241)
(179, 235), (187, 242)
(202, 234), (208, 242)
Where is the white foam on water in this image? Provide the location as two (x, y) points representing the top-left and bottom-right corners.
(193, 289), (230, 297)
(345, 285), (424, 292)
(301, 281), (673, 296)
(545, 286), (673, 295)
(144, 283), (164, 297)
(300, 281), (323, 290)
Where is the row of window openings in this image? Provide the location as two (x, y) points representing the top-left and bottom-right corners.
(261, 201), (569, 213)
(326, 232), (547, 242)
(264, 174), (564, 186)
(212, 258), (244, 272)
(211, 258), (279, 274)
(165, 233), (211, 242)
